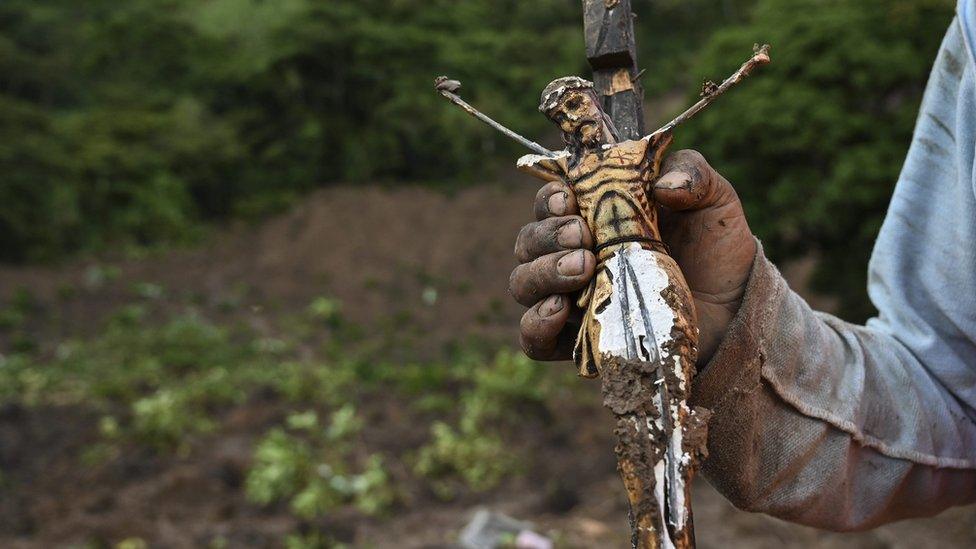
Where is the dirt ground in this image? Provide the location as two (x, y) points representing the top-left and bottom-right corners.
(0, 182), (973, 548)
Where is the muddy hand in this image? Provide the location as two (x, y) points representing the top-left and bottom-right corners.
(653, 150), (755, 362)
(510, 180), (596, 360)
(511, 150), (756, 365)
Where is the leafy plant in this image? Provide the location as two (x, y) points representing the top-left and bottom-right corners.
(246, 407), (395, 518)
(306, 296), (342, 326)
(414, 421), (515, 498)
(285, 532), (348, 549)
(413, 349), (556, 498)
(0, 310), (277, 449)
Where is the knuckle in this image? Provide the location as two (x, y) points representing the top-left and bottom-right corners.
(520, 335), (543, 359)
(514, 223), (533, 262)
(519, 306), (540, 334)
(519, 311), (552, 359)
(676, 148), (707, 164)
(536, 181), (556, 200)
(674, 149), (734, 204)
(517, 220), (563, 263)
(535, 180), (571, 220)
(669, 150), (711, 191)
(535, 180), (560, 204)
(667, 149), (707, 175)
(508, 266), (524, 302)
(545, 216), (572, 241)
(518, 315), (540, 356)
(509, 263), (542, 306)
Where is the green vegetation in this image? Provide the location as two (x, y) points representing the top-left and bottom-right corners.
(0, 0), (747, 261)
(414, 349), (556, 498)
(0, 299), (574, 540)
(2, 0), (954, 314)
(0, 308), (274, 449)
(246, 407), (395, 518)
(680, 0), (954, 318)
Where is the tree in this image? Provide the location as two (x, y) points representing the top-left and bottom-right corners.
(678, 0), (955, 319)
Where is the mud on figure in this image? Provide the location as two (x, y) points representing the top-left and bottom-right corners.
(435, 45), (770, 549)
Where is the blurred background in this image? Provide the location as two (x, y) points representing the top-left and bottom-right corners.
(0, 0), (973, 547)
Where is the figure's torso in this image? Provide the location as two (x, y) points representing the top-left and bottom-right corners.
(565, 139), (661, 257)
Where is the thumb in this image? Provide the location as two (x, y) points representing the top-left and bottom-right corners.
(652, 149), (734, 212)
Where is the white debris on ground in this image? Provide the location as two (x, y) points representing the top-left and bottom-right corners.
(460, 509), (553, 549)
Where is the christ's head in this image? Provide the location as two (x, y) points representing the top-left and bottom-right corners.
(539, 76), (613, 149)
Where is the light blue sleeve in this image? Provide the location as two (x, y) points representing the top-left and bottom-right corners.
(962, 0), (976, 61)
(866, 12), (976, 432)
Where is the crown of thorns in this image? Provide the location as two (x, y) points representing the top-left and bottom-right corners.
(539, 76), (594, 113)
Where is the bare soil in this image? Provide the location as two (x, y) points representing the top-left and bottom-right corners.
(0, 183), (972, 548)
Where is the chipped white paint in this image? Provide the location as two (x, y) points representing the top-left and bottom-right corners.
(595, 243), (675, 359)
(516, 150), (569, 169)
(652, 460), (674, 549)
(594, 242), (691, 537)
(539, 77), (594, 112)
(674, 354), (685, 392)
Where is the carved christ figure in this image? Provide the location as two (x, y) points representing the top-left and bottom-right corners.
(518, 76), (699, 546)
(520, 76), (696, 377)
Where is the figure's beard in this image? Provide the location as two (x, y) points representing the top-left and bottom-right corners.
(576, 121), (602, 148)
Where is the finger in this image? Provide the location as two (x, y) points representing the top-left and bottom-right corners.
(519, 295), (576, 360)
(534, 180), (579, 221)
(509, 249), (596, 307)
(652, 149), (737, 212)
(514, 216), (593, 263)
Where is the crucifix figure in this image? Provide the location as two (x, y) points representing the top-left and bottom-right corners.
(434, 6), (769, 546)
(518, 75), (699, 549)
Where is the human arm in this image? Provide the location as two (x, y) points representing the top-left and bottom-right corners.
(698, 14), (976, 528)
(512, 12), (976, 529)
(512, 145), (976, 530)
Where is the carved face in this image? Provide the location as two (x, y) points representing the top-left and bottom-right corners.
(546, 90), (604, 148)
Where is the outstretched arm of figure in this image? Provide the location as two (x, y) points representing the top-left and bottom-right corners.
(643, 44), (771, 143)
(516, 152), (570, 183)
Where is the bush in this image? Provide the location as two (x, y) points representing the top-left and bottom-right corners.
(413, 349), (557, 498)
(678, 0), (954, 318)
(245, 407), (395, 518)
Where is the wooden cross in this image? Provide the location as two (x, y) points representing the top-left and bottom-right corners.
(582, 4), (699, 548)
(584, 0), (645, 141)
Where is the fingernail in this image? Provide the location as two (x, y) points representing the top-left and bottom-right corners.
(540, 295), (564, 317)
(556, 250), (585, 276)
(655, 171), (692, 190)
(548, 192), (568, 215)
(556, 220), (583, 248)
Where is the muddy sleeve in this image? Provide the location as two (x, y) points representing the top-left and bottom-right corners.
(689, 243), (976, 531)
